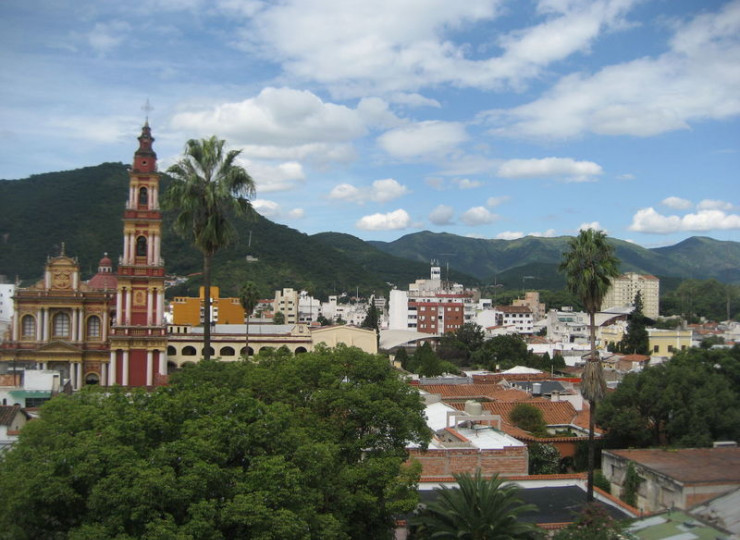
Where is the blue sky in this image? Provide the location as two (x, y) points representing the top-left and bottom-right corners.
(1, 0), (738, 247)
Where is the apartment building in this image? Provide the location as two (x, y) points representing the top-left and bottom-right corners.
(602, 272), (660, 319)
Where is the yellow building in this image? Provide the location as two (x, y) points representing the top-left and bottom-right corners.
(0, 251), (116, 388)
(171, 287), (245, 326)
(648, 328), (691, 357)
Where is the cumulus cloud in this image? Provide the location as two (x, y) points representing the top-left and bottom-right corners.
(253, 199), (281, 218)
(287, 208), (305, 219)
(328, 178), (409, 204)
(662, 196), (692, 210)
(485, 1), (740, 139)
(242, 159), (305, 193)
(697, 199), (734, 211)
(461, 206), (498, 226)
(429, 204), (455, 225)
(497, 157), (603, 182)
(236, 0), (636, 97)
(377, 121), (468, 159)
(356, 209), (412, 231)
(579, 222), (606, 232)
(629, 207), (740, 234)
(171, 87), (367, 164)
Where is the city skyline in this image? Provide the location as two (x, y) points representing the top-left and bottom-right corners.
(1, 0), (739, 247)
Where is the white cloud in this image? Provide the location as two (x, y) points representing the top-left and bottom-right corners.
(629, 207), (740, 234)
(486, 1), (740, 139)
(496, 228), (557, 240)
(579, 221), (606, 232)
(171, 87), (366, 164)
(253, 199), (281, 218)
(429, 205), (455, 225)
(287, 208), (305, 219)
(662, 196), (692, 210)
(616, 173), (635, 181)
(496, 231), (525, 240)
(329, 178), (409, 204)
(389, 92), (442, 108)
(461, 206), (498, 226)
(236, 0), (636, 96)
(486, 196), (509, 207)
(697, 199), (734, 211)
(356, 209), (412, 231)
(377, 121), (468, 159)
(242, 159), (305, 193)
(453, 178), (482, 189)
(497, 157), (602, 181)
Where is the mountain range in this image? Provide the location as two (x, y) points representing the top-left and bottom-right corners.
(1, 163), (738, 300)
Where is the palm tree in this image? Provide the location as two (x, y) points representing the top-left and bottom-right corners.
(559, 228), (620, 502)
(164, 136), (255, 361)
(239, 281), (260, 359)
(411, 470), (540, 539)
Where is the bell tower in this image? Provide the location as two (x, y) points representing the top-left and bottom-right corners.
(108, 121), (168, 386)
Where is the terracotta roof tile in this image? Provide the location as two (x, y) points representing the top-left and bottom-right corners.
(419, 384), (530, 401)
(605, 448), (740, 485)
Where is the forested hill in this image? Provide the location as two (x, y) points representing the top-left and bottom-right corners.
(362, 231), (740, 285)
(0, 163), (471, 298)
(1, 164), (739, 301)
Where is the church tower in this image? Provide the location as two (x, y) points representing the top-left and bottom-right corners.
(108, 122), (168, 386)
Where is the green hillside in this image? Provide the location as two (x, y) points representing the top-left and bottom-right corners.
(1, 164), (739, 307)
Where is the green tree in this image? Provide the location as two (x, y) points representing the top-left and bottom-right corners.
(360, 303), (380, 332)
(273, 311), (285, 324)
(413, 342), (443, 377)
(597, 346), (740, 448)
(411, 470), (541, 539)
(0, 346), (431, 539)
(510, 403), (547, 435)
(164, 136), (256, 361)
(472, 334), (532, 370)
(619, 291), (649, 355)
(239, 281), (260, 358)
(528, 443), (560, 475)
(559, 229), (620, 502)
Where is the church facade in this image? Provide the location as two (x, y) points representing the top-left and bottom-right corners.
(0, 122), (168, 388)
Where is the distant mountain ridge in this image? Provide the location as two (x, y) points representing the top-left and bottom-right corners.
(1, 164), (738, 300)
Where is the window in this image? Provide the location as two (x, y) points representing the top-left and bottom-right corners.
(220, 346), (235, 356)
(136, 236), (147, 257)
(653, 345), (659, 353)
(21, 315), (36, 337)
(53, 313), (70, 338)
(86, 316), (101, 338)
(138, 187), (148, 207)
(182, 346), (197, 356)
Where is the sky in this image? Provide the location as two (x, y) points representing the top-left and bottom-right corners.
(1, 0), (739, 248)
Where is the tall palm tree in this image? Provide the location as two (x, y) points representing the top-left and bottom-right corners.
(559, 228), (620, 502)
(239, 281), (260, 359)
(411, 470), (540, 539)
(164, 136), (255, 361)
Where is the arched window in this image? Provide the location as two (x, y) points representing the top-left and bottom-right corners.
(21, 315), (36, 337)
(53, 312), (70, 338)
(295, 346), (308, 355)
(167, 345), (177, 356)
(240, 346), (254, 357)
(85, 373), (100, 385)
(136, 236), (147, 257)
(138, 187), (148, 207)
(202, 346), (215, 357)
(182, 346), (197, 356)
(86, 316), (101, 338)
(220, 346), (235, 356)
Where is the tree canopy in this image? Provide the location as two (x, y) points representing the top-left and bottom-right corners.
(0, 346), (431, 539)
(597, 346), (740, 448)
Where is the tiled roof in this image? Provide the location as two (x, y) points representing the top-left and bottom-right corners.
(606, 448), (740, 485)
(460, 400), (578, 426)
(419, 384), (530, 401)
(0, 404), (22, 426)
(621, 354), (650, 363)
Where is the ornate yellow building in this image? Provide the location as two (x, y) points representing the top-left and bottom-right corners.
(0, 250), (116, 388)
